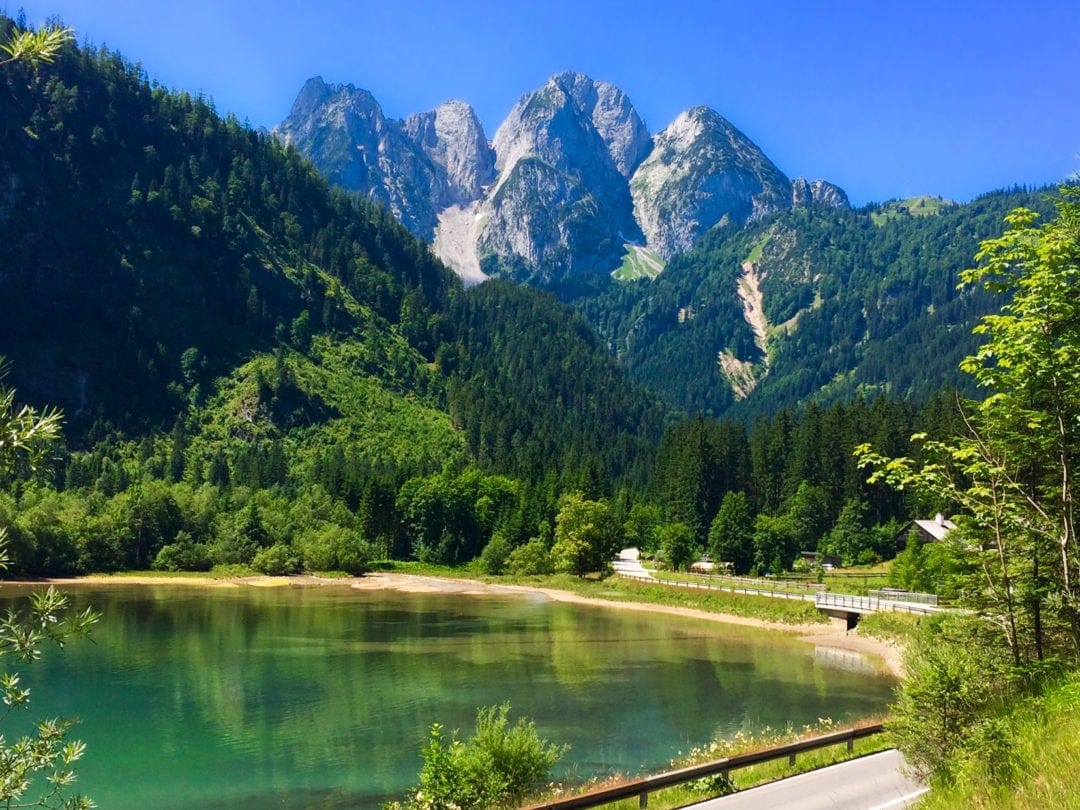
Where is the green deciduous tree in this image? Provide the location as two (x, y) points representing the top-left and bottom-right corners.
(752, 513), (797, 575)
(659, 522), (695, 571)
(623, 502), (661, 554)
(708, 491), (754, 574)
(504, 539), (554, 576)
(550, 492), (621, 577)
(819, 497), (870, 566)
(859, 186), (1080, 667)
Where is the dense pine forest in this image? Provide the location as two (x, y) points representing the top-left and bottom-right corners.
(579, 188), (1055, 417)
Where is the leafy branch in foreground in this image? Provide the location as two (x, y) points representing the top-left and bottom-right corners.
(0, 361), (98, 808)
(0, 23), (74, 68)
(855, 185), (1080, 787)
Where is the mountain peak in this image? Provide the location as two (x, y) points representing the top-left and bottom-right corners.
(550, 69), (595, 89)
(279, 74), (849, 283)
(289, 76), (333, 117)
(630, 107), (792, 258)
(791, 177), (850, 209)
(403, 100), (494, 206)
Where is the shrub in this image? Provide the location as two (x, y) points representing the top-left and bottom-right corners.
(152, 531), (211, 571)
(504, 539), (553, 576)
(479, 533), (513, 575)
(333, 528), (372, 575)
(888, 614), (1014, 783)
(397, 704), (566, 809)
(251, 542), (301, 575)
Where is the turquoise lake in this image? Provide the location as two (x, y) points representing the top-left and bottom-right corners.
(2, 583), (896, 808)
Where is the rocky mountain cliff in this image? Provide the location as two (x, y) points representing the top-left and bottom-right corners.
(274, 77), (494, 238)
(277, 72), (848, 286)
(477, 71), (646, 284)
(629, 106), (794, 260)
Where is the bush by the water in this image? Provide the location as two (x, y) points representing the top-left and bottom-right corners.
(391, 703), (566, 809)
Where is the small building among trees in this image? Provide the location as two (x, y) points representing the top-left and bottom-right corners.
(894, 513), (956, 551)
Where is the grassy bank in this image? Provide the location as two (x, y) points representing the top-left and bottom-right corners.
(919, 674), (1080, 809)
(853, 611), (926, 645)
(497, 572), (828, 625)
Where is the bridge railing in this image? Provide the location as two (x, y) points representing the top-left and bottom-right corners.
(815, 592), (938, 615)
(700, 573), (826, 592)
(521, 723), (884, 810)
(868, 589), (938, 606)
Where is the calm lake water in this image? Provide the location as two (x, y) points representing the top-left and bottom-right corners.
(3, 583), (896, 808)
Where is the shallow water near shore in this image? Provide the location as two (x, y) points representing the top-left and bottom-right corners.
(1, 583), (896, 808)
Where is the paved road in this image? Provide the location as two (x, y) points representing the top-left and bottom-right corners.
(612, 548), (654, 579)
(685, 749), (927, 810)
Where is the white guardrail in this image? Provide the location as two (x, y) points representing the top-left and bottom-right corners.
(815, 592), (940, 615)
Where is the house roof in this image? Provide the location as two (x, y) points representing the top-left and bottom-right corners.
(912, 514), (956, 541)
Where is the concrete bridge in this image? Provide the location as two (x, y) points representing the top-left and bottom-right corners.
(814, 592), (940, 629)
(614, 549), (945, 628)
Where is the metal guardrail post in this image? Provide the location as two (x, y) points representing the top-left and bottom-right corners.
(521, 724), (884, 810)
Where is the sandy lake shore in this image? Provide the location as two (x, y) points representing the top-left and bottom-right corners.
(35, 571), (906, 677)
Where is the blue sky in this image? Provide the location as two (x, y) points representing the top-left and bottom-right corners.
(7, 0), (1079, 205)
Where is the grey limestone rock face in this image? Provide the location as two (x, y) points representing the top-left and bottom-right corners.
(481, 72), (644, 281)
(477, 157), (628, 285)
(550, 71), (653, 177)
(277, 74), (849, 284)
(274, 78), (493, 239)
(403, 101), (495, 206)
(791, 176), (850, 209)
(630, 106), (792, 260)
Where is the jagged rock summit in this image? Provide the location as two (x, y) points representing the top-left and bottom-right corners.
(403, 100), (495, 207)
(276, 73), (848, 285)
(477, 71), (646, 284)
(630, 106), (793, 260)
(274, 77), (494, 238)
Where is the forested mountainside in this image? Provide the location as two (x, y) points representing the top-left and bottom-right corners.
(0, 22), (661, 495)
(579, 188), (1057, 417)
(0, 30), (454, 436)
(442, 281), (664, 489)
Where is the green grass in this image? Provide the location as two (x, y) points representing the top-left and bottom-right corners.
(611, 244), (665, 281)
(919, 675), (1080, 809)
(653, 569), (823, 595)
(871, 196), (956, 225)
(498, 573), (827, 624)
(821, 565), (892, 595)
(79, 566), (260, 579)
(743, 233), (771, 265)
(370, 559), (465, 576)
(854, 611), (925, 645)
